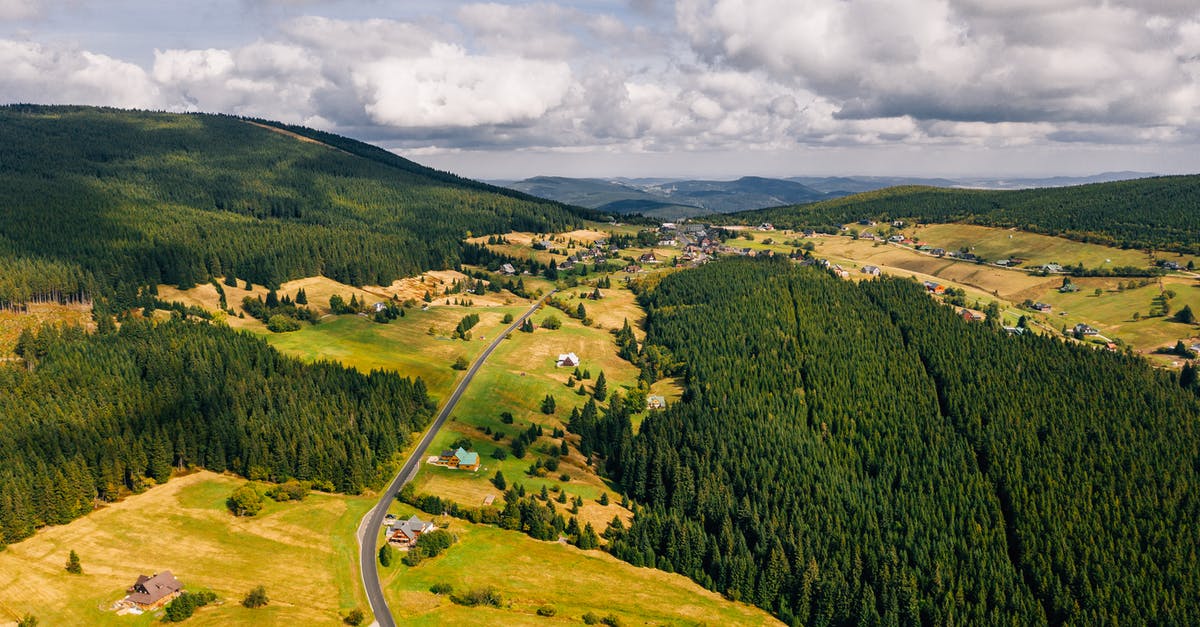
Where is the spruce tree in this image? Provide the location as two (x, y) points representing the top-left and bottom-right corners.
(593, 371), (607, 401)
(65, 549), (82, 574)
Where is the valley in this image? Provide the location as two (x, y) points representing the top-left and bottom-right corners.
(2, 106), (1199, 627)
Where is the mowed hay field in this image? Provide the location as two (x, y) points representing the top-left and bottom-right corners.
(1034, 275), (1200, 354)
(0, 472), (372, 627)
(379, 504), (780, 627)
(904, 224), (1163, 269)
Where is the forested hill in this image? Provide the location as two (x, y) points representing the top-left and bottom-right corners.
(0, 105), (584, 308)
(714, 175), (1200, 252)
(577, 258), (1200, 625)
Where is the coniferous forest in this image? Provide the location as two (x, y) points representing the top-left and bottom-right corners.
(579, 258), (1200, 625)
(0, 105), (584, 309)
(717, 176), (1200, 253)
(0, 318), (431, 548)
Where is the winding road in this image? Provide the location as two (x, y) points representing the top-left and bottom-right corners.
(356, 291), (554, 627)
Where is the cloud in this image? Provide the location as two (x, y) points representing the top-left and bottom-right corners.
(0, 0), (40, 20)
(0, 40), (160, 108)
(675, 0), (1200, 133)
(353, 43), (573, 127)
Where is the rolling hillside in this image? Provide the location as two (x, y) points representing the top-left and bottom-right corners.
(716, 175), (1200, 252)
(0, 105), (585, 309)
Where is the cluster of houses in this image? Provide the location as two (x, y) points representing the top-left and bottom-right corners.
(383, 513), (436, 549)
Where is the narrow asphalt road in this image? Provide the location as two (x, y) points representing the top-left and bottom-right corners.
(358, 290), (554, 627)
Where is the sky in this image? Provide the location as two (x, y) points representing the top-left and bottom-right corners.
(1, 0), (1198, 179)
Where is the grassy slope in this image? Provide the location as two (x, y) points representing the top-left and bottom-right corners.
(378, 504), (780, 626)
(0, 472), (372, 626)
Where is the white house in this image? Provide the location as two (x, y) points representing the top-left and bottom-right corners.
(557, 352), (580, 367)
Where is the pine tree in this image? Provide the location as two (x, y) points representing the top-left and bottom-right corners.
(65, 549), (82, 574)
(593, 371), (607, 401)
(492, 470), (507, 490)
(295, 288), (307, 305)
(541, 394), (557, 414)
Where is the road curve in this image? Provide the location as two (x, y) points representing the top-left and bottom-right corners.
(358, 291), (554, 627)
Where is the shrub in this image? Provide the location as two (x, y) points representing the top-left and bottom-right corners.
(164, 590), (217, 622)
(266, 314), (301, 333)
(241, 585), (269, 608)
(343, 608), (365, 626)
(450, 586), (503, 607)
(430, 582), (453, 595)
(601, 614), (624, 626)
(451, 355), (469, 370)
(540, 314), (562, 330)
(378, 544), (395, 567)
(17, 615), (37, 627)
(415, 529), (456, 558)
(402, 549), (424, 566)
(537, 605), (557, 617)
(265, 480), (310, 502)
(559, 473), (571, 482)
(583, 612), (601, 624)
(227, 484), (264, 516)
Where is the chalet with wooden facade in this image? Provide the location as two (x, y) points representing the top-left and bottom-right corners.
(123, 571), (183, 611)
(387, 515), (435, 549)
(556, 352), (579, 368)
(438, 447), (480, 471)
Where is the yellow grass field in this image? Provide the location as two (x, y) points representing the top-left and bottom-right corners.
(0, 472), (372, 627)
(379, 504), (781, 627)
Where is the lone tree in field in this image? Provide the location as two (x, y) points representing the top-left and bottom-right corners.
(242, 585), (269, 608)
(452, 355), (469, 370)
(65, 550), (82, 574)
(1175, 304), (1196, 324)
(541, 394), (557, 414)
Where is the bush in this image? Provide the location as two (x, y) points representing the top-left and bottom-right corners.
(266, 314), (301, 333)
(537, 605), (557, 617)
(451, 355), (469, 370)
(241, 585), (269, 608)
(379, 544), (395, 567)
(601, 614), (624, 626)
(402, 549), (424, 566)
(17, 615), (37, 627)
(164, 590), (217, 622)
(429, 582), (453, 595)
(415, 529), (456, 558)
(450, 586), (503, 607)
(227, 484), (264, 516)
(540, 314), (562, 330)
(343, 608), (365, 626)
(265, 480), (310, 502)
(583, 612), (601, 624)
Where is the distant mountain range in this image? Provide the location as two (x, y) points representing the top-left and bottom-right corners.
(493, 172), (1157, 220)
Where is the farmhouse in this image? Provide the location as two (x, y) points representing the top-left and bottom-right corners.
(1032, 302), (1052, 312)
(499, 263), (516, 275)
(1043, 263), (1065, 273)
(961, 309), (984, 322)
(861, 265), (881, 276)
(858, 231), (877, 241)
(647, 395), (666, 410)
(388, 515), (435, 549)
(438, 447), (480, 471)
(1074, 323), (1100, 336)
(639, 252), (659, 263)
(123, 571), (183, 611)
(557, 352), (580, 368)
(923, 281), (946, 294)
(758, 222), (774, 231)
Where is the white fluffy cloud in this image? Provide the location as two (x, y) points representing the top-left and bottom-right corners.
(0, 1), (1198, 171)
(0, 40), (160, 108)
(353, 43), (572, 127)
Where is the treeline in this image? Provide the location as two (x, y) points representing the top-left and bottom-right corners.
(576, 258), (1200, 624)
(0, 105), (583, 307)
(718, 176), (1200, 253)
(0, 318), (432, 547)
